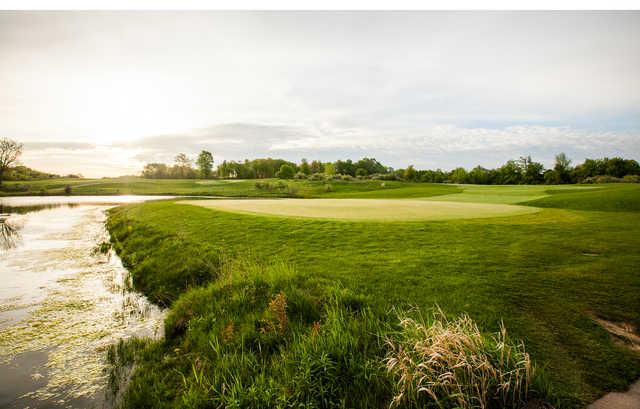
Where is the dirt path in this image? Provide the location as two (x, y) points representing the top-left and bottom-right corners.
(587, 380), (640, 409)
(587, 315), (640, 409)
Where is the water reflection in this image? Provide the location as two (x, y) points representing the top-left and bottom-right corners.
(0, 196), (167, 408)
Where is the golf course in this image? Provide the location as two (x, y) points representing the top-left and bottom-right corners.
(96, 181), (640, 408)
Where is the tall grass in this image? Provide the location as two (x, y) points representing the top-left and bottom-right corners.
(386, 309), (534, 409)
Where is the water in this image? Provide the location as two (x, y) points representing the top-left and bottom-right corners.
(0, 196), (170, 408)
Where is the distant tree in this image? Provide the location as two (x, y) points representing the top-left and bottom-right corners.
(173, 153), (196, 179)
(324, 162), (336, 176)
(519, 156), (545, 184)
(355, 168), (368, 177)
(553, 152), (573, 184)
(308, 160), (322, 174)
(275, 164), (295, 179)
(450, 167), (468, 184)
(404, 165), (417, 181)
(335, 159), (356, 176)
(196, 150), (214, 178)
(467, 166), (491, 184)
(299, 159), (311, 175)
(496, 160), (522, 184)
(142, 163), (170, 179)
(0, 137), (23, 185)
(175, 153), (192, 168)
(355, 157), (387, 175)
(605, 157), (630, 178)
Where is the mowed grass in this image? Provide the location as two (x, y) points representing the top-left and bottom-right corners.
(106, 183), (640, 407)
(0, 176), (461, 198)
(182, 198), (539, 221)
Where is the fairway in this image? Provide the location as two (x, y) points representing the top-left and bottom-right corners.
(182, 198), (539, 221)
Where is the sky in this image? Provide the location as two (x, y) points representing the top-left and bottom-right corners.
(0, 11), (639, 177)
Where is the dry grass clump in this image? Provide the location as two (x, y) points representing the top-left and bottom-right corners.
(385, 309), (534, 409)
(260, 292), (288, 335)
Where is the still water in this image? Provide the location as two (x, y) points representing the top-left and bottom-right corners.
(0, 196), (170, 408)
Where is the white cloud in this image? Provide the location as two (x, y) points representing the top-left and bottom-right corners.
(1, 11), (638, 176)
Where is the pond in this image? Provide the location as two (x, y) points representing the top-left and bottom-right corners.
(0, 196), (171, 408)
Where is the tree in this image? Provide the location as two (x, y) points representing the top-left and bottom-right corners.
(404, 165), (417, 181)
(324, 162), (336, 176)
(142, 163), (169, 179)
(355, 157), (387, 175)
(355, 168), (368, 177)
(496, 160), (522, 184)
(275, 164), (295, 179)
(0, 138), (23, 185)
(450, 167), (468, 184)
(334, 159), (356, 176)
(553, 152), (573, 184)
(196, 150), (214, 178)
(519, 156), (544, 184)
(173, 153), (196, 178)
(309, 160), (323, 174)
(299, 159), (311, 175)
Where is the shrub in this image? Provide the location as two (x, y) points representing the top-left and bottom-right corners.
(308, 173), (325, 181)
(324, 184), (333, 193)
(64, 185), (72, 195)
(385, 309), (535, 409)
(293, 172), (307, 180)
(287, 183), (299, 196)
(340, 174), (354, 181)
(276, 164), (295, 179)
(581, 175), (640, 184)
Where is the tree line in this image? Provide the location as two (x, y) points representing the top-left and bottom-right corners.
(1, 136), (637, 185)
(141, 150), (639, 185)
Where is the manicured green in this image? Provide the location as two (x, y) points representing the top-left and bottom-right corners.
(106, 183), (640, 408)
(183, 198), (539, 221)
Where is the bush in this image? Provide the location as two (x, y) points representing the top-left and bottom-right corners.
(581, 175), (640, 184)
(308, 173), (326, 181)
(324, 184), (333, 193)
(276, 164), (295, 179)
(287, 183), (299, 196)
(340, 174), (354, 181)
(293, 172), (307, 180)
(385, 309), (535, 409)
(64, 185), (72, 195)
(623, 174), (640, 183)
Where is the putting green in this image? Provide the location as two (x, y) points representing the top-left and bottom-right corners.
(182, 199), (540, 221)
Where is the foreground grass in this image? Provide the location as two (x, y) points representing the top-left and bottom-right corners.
(106, 184), (640, 407)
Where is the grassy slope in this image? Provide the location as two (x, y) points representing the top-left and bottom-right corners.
(524, 183), (640, 212)
(107, 184), (640, 407)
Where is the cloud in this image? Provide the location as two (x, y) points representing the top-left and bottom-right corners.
(23, 141), (96, 151)
(2, 12), (639, 176)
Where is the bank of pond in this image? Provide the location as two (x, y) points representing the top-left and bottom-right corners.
(105, 185), (640, 408)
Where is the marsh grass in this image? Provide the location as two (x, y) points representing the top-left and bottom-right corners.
(105, 250), (543, 408)
(386, 309), (534, 409)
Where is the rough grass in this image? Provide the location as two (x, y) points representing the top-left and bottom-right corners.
(386, 309), (535, 409)
(182, 198), (539, 221)
(106, 184), (640, 407)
